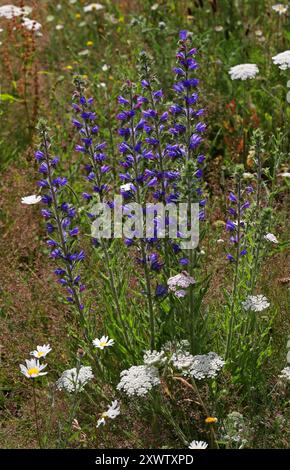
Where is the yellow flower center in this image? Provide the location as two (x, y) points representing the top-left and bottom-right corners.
(28, 367), (39, 376)
(99, 341), (108, 347)
(37, 351), (44, 357)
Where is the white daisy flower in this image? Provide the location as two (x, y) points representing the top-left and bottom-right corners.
(97, 400), (120, 427)
(92, 335), (114, 350)
(56, 366), (94, 393)
(20, 358), (47, 378)
(272, 4), (288, 15)
(188, 440), (208, 449)
(242, 295), (270, 312)
(272, 50), (290, 70)
(21, 194), (42, 205)
(264, 233), (279, 244)
(30, 344), (52, 359)
(229, 63), (259, 80)
(83, 3), (104, 13)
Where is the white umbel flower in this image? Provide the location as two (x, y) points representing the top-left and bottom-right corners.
(171, 351), (195, 370)
(242, 295), (270, 312)
(92, 335), (114, 350)
(120, 182), (134, 192)
(264, 233), (279, 244)
(143, 350), (166, 366)
(56, 366), (94, 393)
(229, 63), (259, 80)
(0, 5), (32, 19)
(97, 400), (120, 427)
(189, 352), (225, 380)
(279, 171), (290, 178)
(30, 344), (52, 359)
(167, 272), (195, 298)
(22, 17), (42, 31)
(272, 4), (288, 15)
(117, 365), (160, 397)
(272, 50), (290, 70)
(279, 366), (290, 380)
(188, 440), (208, 449)
(83, 3), (104, 12)
(20, 358), (47, 378)
(21, 194), (42, 205)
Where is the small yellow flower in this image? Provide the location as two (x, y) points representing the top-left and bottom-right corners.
(86, 40), (93, 47)
(75, 13), (81, 19)
(64, 65), (73, 70)
(205, 416), (218, 424)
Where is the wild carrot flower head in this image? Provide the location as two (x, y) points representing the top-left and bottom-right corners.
(189, 352), (225, 380)
(117, 365), (160, 396)
(21, 195), (42, 205)
(279, 367), (290, 381)
(20, 358), (47, 378)
(143, 350), (166, 366)
(56, 366), (94, 393)
(272, 51), (290, 70)
(0, 5), (32, 19)
(264, 233), (279, 244)
(242, 295), (270, 312)
(167, 272), (195, 297)
(229, 64), (259, 80)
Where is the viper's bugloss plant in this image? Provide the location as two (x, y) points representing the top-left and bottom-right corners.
(35, 120), (88, 337)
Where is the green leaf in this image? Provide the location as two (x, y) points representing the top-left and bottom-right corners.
(0, 93), (20, 103)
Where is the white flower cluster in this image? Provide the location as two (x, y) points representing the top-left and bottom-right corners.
(167, 272), (195, 298)
(272, 4), (288, 15)
(229, 63), (259, 80)
(97, 400), (120, 427)
(56, 366), (94, 393)
(0, 4), (31, 19)
(117, 365), (160, 397)
(242, 295), (270, 312)
(189, 352), (225, 380)
(264, 233), (279, 244)
(170, 349), (225, 380)
(0, 5), (41, 32)
(279, 366), (290, 381)
(171, 351), (195, 370)
(272, 50), (290, 70)
(21, 194), (42, 205)
(222, 411), (248, 448)
(143, 350), (166, 366)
